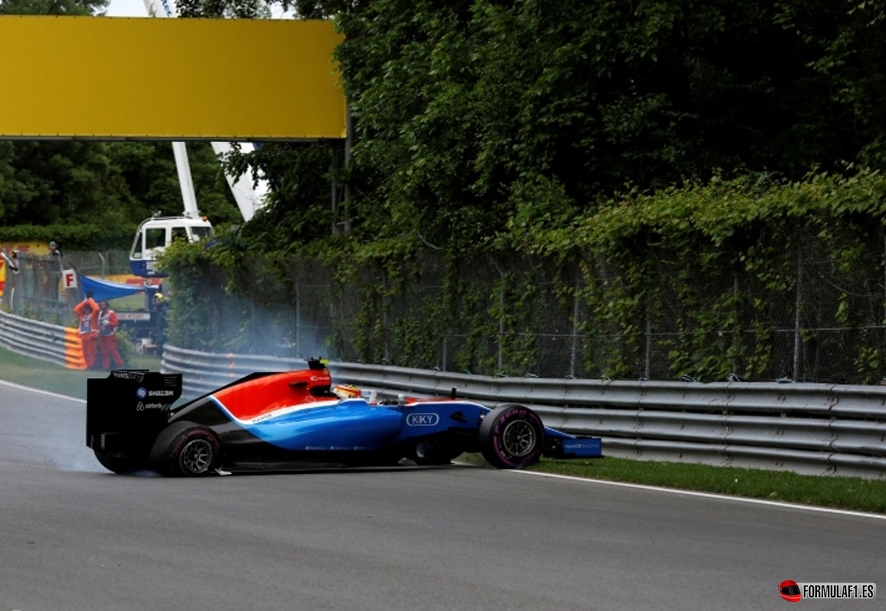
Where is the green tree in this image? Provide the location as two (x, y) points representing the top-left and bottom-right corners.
(106, 142), (242, 226)
(0, 140), (238, 229)
(176, 0), (271, 17)
(325, 0), (886, 257)
(778, 0), (886, 165)
(0, 0), (106, 15)
(229, 142), (341, 251)
(0, 141), (130, 226)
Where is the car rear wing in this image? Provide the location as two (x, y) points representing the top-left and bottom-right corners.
(86, 370), (183, 456)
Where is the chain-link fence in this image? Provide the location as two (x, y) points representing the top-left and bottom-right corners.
(6, 241), (886, 384)
(164, 243), (886, 383)
(1, 251), (133, 325)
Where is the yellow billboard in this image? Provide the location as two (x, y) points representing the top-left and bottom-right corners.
(0, 16), (346, 140)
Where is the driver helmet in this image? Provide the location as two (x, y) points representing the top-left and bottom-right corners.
(332, 384), (362, 399)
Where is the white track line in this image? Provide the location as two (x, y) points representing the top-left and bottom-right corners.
(0, 378), (84, 403)
(512, 469), (886, 521)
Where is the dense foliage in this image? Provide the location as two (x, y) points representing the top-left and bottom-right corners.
(0, 140), (241, 235)
(0, 0), (104, 15)
(162, 169), (886, 383)
(0, 223), (135, 250)
(195, 0), (886, 257)
(9, 0), (886, 381)
(152, 0), (886, 384)
(6, 0), (886, 252)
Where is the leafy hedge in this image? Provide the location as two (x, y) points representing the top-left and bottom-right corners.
(159, 170), (886, 383)
(561, 170), (886, 382)
(0, 223), (137, 251)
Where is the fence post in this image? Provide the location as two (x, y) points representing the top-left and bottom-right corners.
(794, 250), (802, 381)
(498, 283), (505, 372)
(645, 316), (652, 380)
(570, 275), (580, 379)
(295, 274), (301, 356)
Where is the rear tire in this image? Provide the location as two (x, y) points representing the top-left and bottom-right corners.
(151, 423), (221, 476)
(478, 405), (544, 469)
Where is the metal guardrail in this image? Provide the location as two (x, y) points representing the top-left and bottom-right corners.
(1, 319), (884, 479)
(160, 346), (306, 394)
(159, 345), (886, 479)
(0, 309), (84, 368)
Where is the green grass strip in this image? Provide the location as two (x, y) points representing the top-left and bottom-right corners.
(528, 457), (886, 515)
(455, 449), (886, 515)
(1, 344), (884, 513)
(0, 345), (159, 400)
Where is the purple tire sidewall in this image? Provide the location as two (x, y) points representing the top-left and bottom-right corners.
(490, 407), (544, 468)
(170, 428), (220, 474)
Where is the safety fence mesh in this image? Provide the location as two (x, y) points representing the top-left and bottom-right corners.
(4, 242), (886, 384)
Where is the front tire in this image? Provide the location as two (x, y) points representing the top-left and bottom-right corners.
(478, 405), (544, 469)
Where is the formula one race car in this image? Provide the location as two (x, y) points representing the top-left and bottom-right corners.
(86, 359), (602, 476)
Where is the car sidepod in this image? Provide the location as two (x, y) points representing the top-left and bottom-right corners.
(388, 400), (489, 462)
(211, 397), (406, 453)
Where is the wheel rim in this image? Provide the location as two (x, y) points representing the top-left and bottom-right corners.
(180, 438), (214, 474)
(501, 419), (537, 458)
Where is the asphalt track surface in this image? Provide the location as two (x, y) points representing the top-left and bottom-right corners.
(1, 379), (884, 611)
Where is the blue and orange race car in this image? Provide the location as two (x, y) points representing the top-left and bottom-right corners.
(86, 359), (602, 476)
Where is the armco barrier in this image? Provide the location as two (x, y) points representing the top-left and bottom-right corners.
(160, 346), (304, 394)
(0, 309), (85, 369)
(2, 314), (884, 479)
(159, 345), (886, 479)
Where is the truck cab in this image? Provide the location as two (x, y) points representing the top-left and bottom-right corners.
(130, 216), (213, 277)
